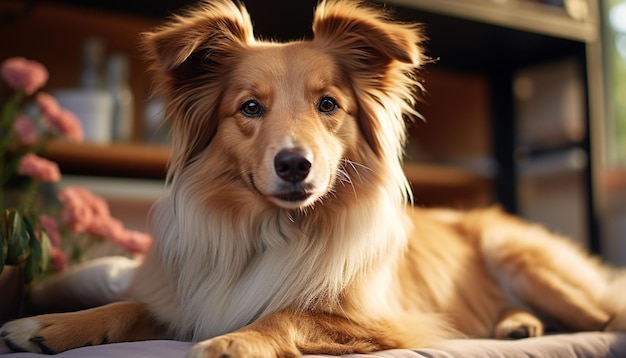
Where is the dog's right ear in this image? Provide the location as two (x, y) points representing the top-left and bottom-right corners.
(142, 0), (255, 180)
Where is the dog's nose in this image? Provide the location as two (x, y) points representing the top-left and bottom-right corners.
(274, 148), (312, 183)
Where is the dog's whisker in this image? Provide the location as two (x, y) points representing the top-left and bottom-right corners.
(337, 163), (358, 199)
(344, 159), (372, 173)
(337, 167), (352, 185)
(300, 206), (312, 217)
(341, 159), (371, 187)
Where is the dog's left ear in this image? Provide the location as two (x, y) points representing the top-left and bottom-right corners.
(312, 1), (422, 68)
(312, 0), (424, 158)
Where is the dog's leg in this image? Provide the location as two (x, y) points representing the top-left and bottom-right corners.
(187, 309), (395, 358)
(494, 309), (544, 339)
(0, 301), (162, 354)
(481, 220), (613, 332)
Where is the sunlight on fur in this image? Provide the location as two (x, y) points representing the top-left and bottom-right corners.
(0, 1), (624, 357)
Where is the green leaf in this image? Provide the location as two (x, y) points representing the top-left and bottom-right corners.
(38, 229), (51, 273)
(24, 238), (41, 284)
(5, 209), (30, 265)
(0, 213), (5, 273)
(1, 209), (9, 261)
(23, 216), (51, 283)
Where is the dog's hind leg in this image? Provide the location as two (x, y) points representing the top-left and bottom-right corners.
(479, 218), (614, 332)
(494, 308), (544, 339)
(0, 301), (162, 354)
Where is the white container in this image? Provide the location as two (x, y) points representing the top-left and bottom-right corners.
(106, 53), (134, 142)
(53, 89), (114, 143)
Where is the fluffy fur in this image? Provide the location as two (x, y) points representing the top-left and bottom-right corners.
(1, 1), (624, 357)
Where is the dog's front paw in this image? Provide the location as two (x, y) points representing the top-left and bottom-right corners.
(186, 332), (299, 358)
(1, 312), (111, 354)
(1, 318), (57, 354)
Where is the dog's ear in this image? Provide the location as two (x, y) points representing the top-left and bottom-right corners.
(143, 0), (254, 180)
(143, 0), (254, 87)
(312, 0), (424, 159)
(312, 1), (421, 68)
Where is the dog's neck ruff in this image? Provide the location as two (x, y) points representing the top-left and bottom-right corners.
(146, 168), (410, 341)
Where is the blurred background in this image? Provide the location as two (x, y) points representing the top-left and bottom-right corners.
(0, 0), (624, 264)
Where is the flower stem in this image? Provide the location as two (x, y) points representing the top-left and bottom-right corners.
(18, 178), (40, 214)
(0, 90), (24, 130)
(0, 90), (26, 210)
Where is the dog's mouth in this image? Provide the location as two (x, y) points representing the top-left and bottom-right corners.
(249, 174), (318, 208)
(273, 191), (312, 203)
(271, 189), (319, 209)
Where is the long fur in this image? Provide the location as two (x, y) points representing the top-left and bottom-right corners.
(134, 0), (430, 342)
(1, 1), (624, 356)
(129, 0), (625, 348)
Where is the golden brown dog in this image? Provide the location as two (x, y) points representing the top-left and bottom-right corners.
(2, 1), (625, 357)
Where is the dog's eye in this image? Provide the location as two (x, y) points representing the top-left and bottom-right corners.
(241, 100), (264, 118)
(318, 97), (338, 114)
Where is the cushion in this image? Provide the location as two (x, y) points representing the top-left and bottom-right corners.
(2, 332), (625, 357)
(4, 257), (625, 357)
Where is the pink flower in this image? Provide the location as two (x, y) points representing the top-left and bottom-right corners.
(57, 186), (153, 253)
(12, 115), (37, 145)
(49, 247), (68, 272)
(57, 187), (96, 233)
(37, 92), (61, 118)
(1, 57), (48, 95)
(42, 107), (84, 143)
(38, 92), (83, 142)
(86, 215), (152, 254)
(87, 216), (125, 240)
(82, 188), (109, 218)
(39, 214), (61, 246)
(114, 230), (152, 254)
(58, 187), (114, 233)
(18, 153), (61, 182)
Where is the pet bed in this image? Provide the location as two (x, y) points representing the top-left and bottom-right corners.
(2, 332), (626, 357)
(2, 257), (625, 357)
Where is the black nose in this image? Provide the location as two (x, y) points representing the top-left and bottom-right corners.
(274, 148), (312, 183)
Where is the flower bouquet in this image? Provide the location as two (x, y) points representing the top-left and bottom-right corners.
(0, 56), (152, 300)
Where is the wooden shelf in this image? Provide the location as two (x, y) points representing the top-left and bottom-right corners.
(43, 142), (170, 179)
(382, 0), (598, 43)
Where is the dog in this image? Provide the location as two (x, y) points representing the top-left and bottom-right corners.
(1, 0), (625, 357)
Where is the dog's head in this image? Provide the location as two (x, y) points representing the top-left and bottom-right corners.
(144, 0), (424, 210)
